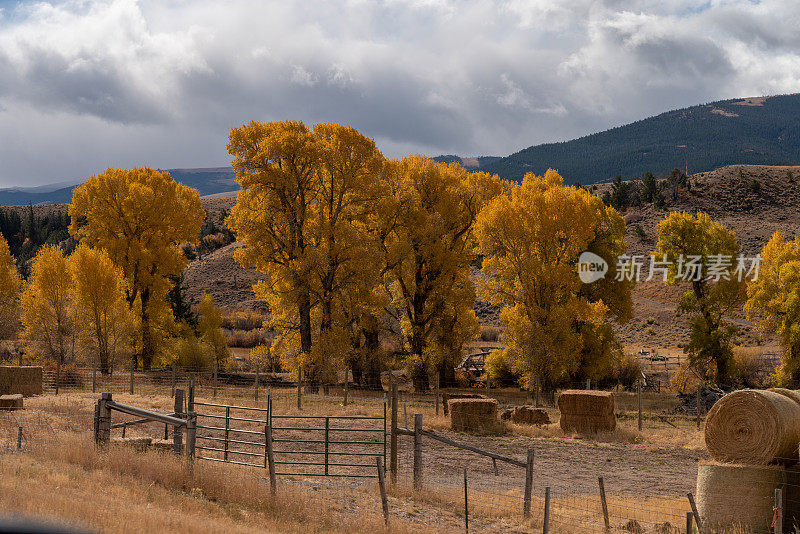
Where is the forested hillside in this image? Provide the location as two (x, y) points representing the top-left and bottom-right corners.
(483, 94), (800, 184)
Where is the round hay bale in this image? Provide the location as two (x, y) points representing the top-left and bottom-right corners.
(769, 388), (800, 405)
(449, 398), (499, 434)
(696, 461), (781, 530)
(705, 389), (800, 464)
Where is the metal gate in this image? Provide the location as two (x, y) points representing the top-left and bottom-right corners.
(192, 395), (386, 478)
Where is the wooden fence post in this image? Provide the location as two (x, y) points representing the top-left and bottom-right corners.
(213, 363), (218, 398)
(376, 456), (389, 525)
(443, 392), (449, 416)
(435, 372), (440, 415)
(171, 364), (176, 398)
(97, 392), (112, 445)
(55, 358), (61, 395)
(686, 511), (693, 534)
(129, 357), (134, 395)
(524, 449), (534, 518)
(543, 486), (551, 534)
(586, 378), (591, 390)
(188, 378), (194, 412)
(173, 388), (185, 455)
(403, 396), (408, 429)
(775, 488), (783, 534)
(185, 413), (196, 459)
(637, 380), (643, 431)
(297, 366), (302, 410)
(255, 367), (259, 402)
(343, 367), (349, 407)
(486, 370), (490, 396)
(390, 378), (398, 484)
(265, 423), (277, 496)
(464, 468), (469, 534)
(413, 414), (423, 490)
(92, 358), (97, 394)
(17, 426), (22, 450)
(687, 493), (702, 533)
(599, 476), (610, 531)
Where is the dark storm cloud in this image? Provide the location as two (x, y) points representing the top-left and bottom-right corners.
(0, 0), (799, 186)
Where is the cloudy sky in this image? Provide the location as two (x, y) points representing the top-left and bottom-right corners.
(0, 0), (799, 188)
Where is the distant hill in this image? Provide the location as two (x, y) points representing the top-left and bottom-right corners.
(0, 167), (237, 206)
(482, 94), (800, 184)
(432, 155), (502, 169)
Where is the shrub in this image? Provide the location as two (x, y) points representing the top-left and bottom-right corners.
(221, 311), (265, 331)
(749, 179), (762, 195)
(171, 335), (212, 371)
(613, 353), (641, 389)
(227, 330), (267, 348)
(479, 325), (502, 342)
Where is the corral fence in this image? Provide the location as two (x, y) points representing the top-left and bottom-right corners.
(191, 392), (387, 478)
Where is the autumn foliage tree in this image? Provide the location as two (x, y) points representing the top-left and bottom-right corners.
(654, 211), (744, 385)
(0, 234), (21, 339)
(68, 244), (134, 374)
(22, 245), (75, 385)
(745, 233), (800, 385)
(381, 157), (495, 391)
(476, 170), (630, 398)
(69, 167), (205, 369)
(198, 293), (229, 370)
(227, 121), (390, 387)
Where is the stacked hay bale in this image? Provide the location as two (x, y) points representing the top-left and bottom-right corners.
(0, 366), (43, 396)
(449, 398), (499, 433)
(557, 390), (615, 433)
(699, 389), (800, 531)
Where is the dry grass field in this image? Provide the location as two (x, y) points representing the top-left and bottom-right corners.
(0, 389), (709, 533)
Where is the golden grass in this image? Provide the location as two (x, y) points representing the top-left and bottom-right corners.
(0, 430), (430, 534)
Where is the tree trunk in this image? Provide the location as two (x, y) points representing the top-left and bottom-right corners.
(140, 288), (153, 370)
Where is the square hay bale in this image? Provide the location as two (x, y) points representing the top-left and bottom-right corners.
(0, 394), (23, 410)
(557, 390), (615, 415)
(449, 398), (499, 434)
(0, 366), (43, 396)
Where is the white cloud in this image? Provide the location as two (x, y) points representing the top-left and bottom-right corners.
(0, 0), (799, 186)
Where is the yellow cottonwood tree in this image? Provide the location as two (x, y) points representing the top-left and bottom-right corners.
(0, 234), (21, 339)
(68, 245), (133, 374)
(227, 121), (389, 386)
(475, 170), (627, 397)
(654, 211), (743, 385)
(198, 293), (229, 370)
(381, 156), (496, 391)
(227, 121), (320, 376)
(745, 233), (800, 385)
(69, 167), (205, 369)
(21, 245), (75, 382)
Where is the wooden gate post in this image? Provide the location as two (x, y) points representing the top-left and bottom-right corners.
(413, 414), (423, 490)
(188, 377), (194, 412)
(523, 449), (534, 518)
(390, 377), (398, 484)
(173, 388), (185, 455)
(686, 512), (693, 534)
